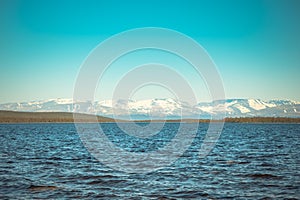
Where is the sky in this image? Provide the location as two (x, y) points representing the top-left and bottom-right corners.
(0, 0), (299, 103)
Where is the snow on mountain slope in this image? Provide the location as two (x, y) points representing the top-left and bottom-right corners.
(0, 98), (299, 119)
(248, 99), (269, 110)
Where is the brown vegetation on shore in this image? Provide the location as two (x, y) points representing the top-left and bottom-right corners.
(0, 111), (299, 123)
(0, 111), (116, 123)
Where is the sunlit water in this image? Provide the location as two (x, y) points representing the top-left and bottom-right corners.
(0, 123), (299, 199)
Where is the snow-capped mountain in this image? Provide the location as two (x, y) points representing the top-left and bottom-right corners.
(196, 99), (300, 118)
(0, 98), (299, 119)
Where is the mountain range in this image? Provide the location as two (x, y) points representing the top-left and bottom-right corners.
(0, 98), (299, 120)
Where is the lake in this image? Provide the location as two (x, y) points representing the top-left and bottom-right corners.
(0, 123), (299, 199)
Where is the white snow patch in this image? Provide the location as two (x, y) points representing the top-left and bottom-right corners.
(225, 100), (238, 107)
(99, 100), (113, 108)
(234, 105), (250, 113)
(261, 101), (276, 108)
(52, 98), (73, 104)
(248, 99), (266, 110)
(198, 106), (213, 113)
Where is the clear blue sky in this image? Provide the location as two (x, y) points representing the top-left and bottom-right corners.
(0, 0), (299, 103)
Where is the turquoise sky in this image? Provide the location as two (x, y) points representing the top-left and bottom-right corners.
(0, 0), (299, 103)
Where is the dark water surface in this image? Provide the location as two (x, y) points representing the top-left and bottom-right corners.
(0, 123), (299, 199)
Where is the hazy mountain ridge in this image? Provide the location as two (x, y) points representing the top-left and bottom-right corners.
(0, 98), (299, 119)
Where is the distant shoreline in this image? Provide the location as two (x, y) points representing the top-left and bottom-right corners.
(1, 110), (300, 124)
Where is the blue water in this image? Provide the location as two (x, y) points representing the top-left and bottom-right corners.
(0, 123), (299, 199)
